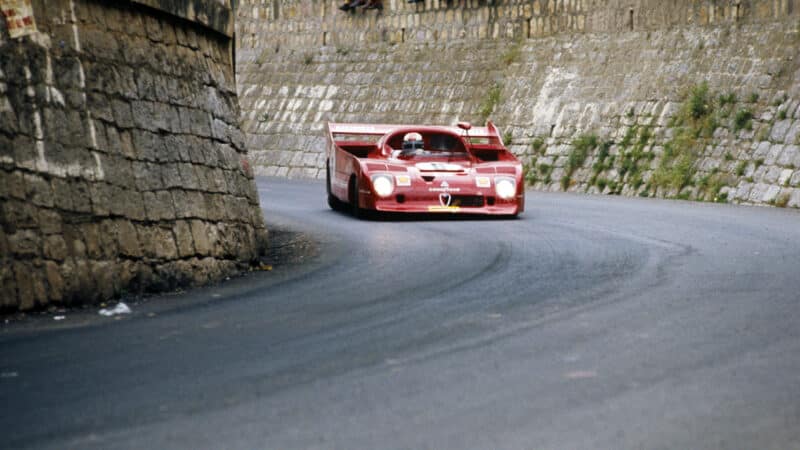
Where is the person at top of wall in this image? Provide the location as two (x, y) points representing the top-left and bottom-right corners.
(339, 0), (382, 11)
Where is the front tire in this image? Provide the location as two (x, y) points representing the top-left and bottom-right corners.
(326, 160), (341, 210)
(349, 176), (363, 219)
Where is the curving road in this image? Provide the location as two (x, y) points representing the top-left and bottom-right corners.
(2, 177), (800, 449)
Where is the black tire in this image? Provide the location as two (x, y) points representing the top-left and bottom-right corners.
(326, 160), (341, 210)
(349, 176), (363, 219)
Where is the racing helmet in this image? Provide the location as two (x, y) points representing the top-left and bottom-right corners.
(402, 132), (424, 152)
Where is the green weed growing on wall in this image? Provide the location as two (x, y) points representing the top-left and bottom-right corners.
(479, 83), (502, 121)
(734, 108), (754, 132)
(501, 43), (522, 66)
(561, 134), (598, 190)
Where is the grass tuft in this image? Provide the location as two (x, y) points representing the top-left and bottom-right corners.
(479, 83), (502, 121)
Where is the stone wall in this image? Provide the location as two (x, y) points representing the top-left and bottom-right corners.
(236, 0), (800, 208)
(0, 0), (268, 312)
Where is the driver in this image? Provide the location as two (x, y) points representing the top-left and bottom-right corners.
(401, 132), (424, 156)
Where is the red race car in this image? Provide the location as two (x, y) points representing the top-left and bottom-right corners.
(325, 121), (525, 218)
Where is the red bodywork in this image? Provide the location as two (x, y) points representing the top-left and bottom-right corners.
(325, 121), (525, 217)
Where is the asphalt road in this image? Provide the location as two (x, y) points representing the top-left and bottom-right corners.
(2, 177), (800, 449)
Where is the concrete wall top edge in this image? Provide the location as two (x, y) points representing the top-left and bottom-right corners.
(130, 0), (233, 37)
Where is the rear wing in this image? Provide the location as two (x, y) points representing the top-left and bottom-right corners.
(326, 121), (504, 146)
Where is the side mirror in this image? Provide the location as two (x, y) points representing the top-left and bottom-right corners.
(457, 121), (472, 131)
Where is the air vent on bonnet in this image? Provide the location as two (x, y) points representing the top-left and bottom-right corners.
(496, 166), (517, 174)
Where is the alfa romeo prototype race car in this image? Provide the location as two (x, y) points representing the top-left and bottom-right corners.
(325, 121), (525, 218)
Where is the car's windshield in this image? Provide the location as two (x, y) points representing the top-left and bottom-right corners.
(389, 132), (468, 158)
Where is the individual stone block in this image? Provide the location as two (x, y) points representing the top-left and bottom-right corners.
(81, 223), (103, 260)
(151, 102), (180, 133)
(171, 190), (192, 218)
(784, 121), (800, 145)
(52, 56), (84, 90)
(109, 186), (146, 221)
(89, 183), (112, 216)
(44, 260), (63, 302)
(136, 224), (178, 260)
(163, 134), (190, 163)
(131, 101), (157, 131)
(762, 185), (781, 203)
(135, 69), (157, 100)
(70, 179), (93, 213)
(143, 190), (176, 221)
(63, 225), (87, 259)
(131, 161), (164, 191)
(179, 107), (212, 137)
(38, 209), (62, 235)
(112, 99), (135, 128)
(118, 130), (136, 158)
(4, 170), (26, 200)
(189, 220), (216, 256)
(11, 135), (36, 171)
(778, 169), (794, 186)
(87, 93), (113, 122)
(765, 144), (784, 166)
(207, 167), (228, 193)
(160, 163), (183, 189)
(1, 199), (38, 233)
(770, 119), (792, 143)
(8, 229), (41, 257)
(132, 129), (163, 161)
(14, 263), (35, 310)
(173, 220), (195, 257)
(211, 118), (230, 142)
(90, 260), (117, 303)
(98, 153), (134, 188)
(204, 193), (226, 221)
(185, 190), (207, 217)
(43, 235), (68, 261)
(177, 163), (199, 190)
(115, 220), (141, 257)
(200, 139), (220, 166)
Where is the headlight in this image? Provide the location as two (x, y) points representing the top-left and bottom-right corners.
(495, 177), (516, 199)
(371, 174), (394, 197)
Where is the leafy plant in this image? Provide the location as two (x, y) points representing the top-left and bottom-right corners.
(735, 161), (747, 176)
(689, 82), (712, 119)
(479, 83), (502, 121)
(561, 134), (598, 191)
(733, 108), (753, 132)
(718, 92), (736, 106)
(502, 130), (513, 145)
(531, 137), (545, 154)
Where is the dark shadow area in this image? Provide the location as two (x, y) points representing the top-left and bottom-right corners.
(324, 208), (522, 222)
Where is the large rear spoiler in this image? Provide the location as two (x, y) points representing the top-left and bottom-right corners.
(326, 121), (504, 145)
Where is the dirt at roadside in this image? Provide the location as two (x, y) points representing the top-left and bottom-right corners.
(1, 227), (320, 329)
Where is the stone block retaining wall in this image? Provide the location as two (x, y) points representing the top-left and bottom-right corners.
(0, 0), (268, 311)
(236, 0), (800, 208)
